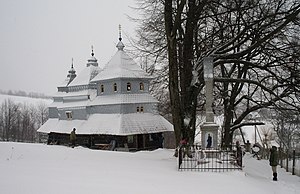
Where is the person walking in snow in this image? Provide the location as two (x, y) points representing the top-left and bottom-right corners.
(70, 128), (77, 148)
(269, 146), (279, 181)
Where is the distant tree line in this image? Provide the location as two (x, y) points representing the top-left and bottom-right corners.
(0, 98), (48, 142)
(0, 89), (51, 99)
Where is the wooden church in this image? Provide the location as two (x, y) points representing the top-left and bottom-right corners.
(38, 31), (174, 151)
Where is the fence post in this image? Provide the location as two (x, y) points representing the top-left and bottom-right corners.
(178, 147), (182, 170)
(286, 149), (289, 172)
(279, 146), (283, 168)
(292, 149), (296, 175)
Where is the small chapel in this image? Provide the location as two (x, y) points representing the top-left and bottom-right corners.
(38, 30), (174, 151)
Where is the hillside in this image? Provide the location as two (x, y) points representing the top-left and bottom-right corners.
(0, 94), (52, 105)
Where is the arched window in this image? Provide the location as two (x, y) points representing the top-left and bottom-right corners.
(127, 82), (131, 91)
(113, 83), (117, 92)
(139, 82), (144, 91)
(100, 84), (104, 93)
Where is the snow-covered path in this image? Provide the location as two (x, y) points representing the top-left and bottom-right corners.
(243, 153), (300, 194)
(0, 142), (299, 194)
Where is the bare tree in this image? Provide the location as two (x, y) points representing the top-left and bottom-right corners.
(210, 0), (300, 148)
(35, 102), (49, 127)
(134, 0), (300, 148)
(0, 99), (19, 141)
(0, 99), (48, 143)
(272, 109), (300, 149)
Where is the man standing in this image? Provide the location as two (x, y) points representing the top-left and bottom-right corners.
(70, 128), (76, 148)
(245, 140), (251, 152)
(235, 141), (243, 167)
(269, 146), (279, 181)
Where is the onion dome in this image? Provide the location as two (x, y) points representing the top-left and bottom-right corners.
(67, 58), (76, 84)
(87, 46), (98, 67)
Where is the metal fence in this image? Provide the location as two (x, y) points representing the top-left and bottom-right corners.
(279, 149), (300, 176)
(178, 145), (242, 172)
(250, 146), (300, 177)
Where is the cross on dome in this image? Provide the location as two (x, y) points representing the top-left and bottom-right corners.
(116, 24), (125, 51)
(119, 24), (122, 41)
(91, 45), (94, 56)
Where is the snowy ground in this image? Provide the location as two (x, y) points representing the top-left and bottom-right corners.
(0, 142), (299, 194)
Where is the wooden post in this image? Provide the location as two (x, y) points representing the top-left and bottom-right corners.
(292, 149), (296, 175)
(280, 142), (283, 168)
(286, 149), (289, 172)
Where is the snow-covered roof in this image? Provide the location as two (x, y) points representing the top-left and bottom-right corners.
(53, 90), (90, 98)
(50, 100), (88, 109)
(86, 56), (98, 67)
(38, 113), (173, 135)
(57, 78), (71, 88)
(68, 65), (101, 87)
(91, 41), (152, 82)
(50, 90), (97, 108)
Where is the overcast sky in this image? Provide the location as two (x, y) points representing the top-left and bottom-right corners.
(0, 0), (138, 95)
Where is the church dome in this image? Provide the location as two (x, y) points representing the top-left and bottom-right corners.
(91, 38), (151, 82)
(86, 47), (98, 67)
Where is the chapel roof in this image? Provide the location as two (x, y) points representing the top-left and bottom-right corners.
(38, 113), (173, 135)
(57, 59), (77, 88)
(91, 39), (152, 82)
(68, 49), (102, 87)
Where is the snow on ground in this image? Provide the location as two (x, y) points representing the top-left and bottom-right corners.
(0, 142), (299, 194)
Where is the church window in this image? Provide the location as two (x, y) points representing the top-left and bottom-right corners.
(100, 84), (104, 93)
(66, 111), (72, 120)
(139, 82), (144, 91)
(136, 106), (144, 113)
(113, 83), (117, 92)
(127, 82), (131, 91)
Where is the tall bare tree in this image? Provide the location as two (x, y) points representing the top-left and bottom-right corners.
(134, 0), (300, 148)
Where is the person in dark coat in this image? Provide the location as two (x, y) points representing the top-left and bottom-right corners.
(269, 146), (279, 181)
(179, 137), (192, 158)
(245, 140), (251, 152)
(70, 128), (76, 148)
(235, 141), (243, 167)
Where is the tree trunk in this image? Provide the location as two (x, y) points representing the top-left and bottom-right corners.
(164, 0), (183, 146)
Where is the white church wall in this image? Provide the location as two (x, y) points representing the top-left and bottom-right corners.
(49, 107), (58, 118)
(95, 79), (150, 96)
(58, 108), (87, 120)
